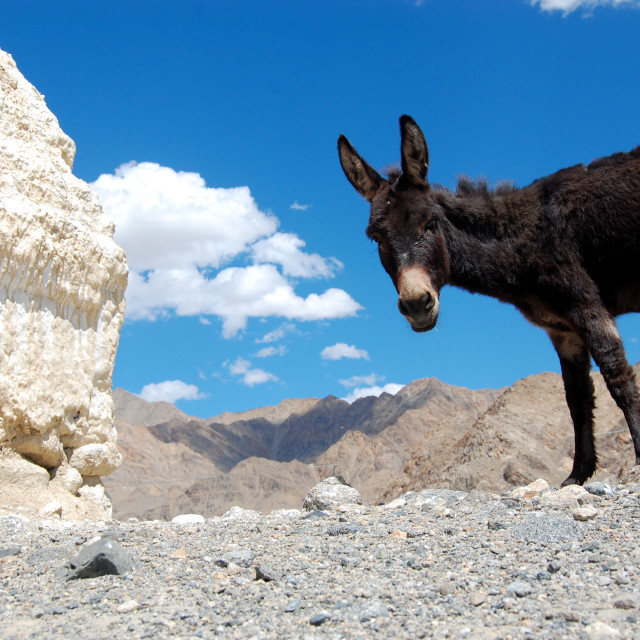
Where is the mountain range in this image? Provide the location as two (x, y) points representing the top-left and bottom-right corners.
(104, 366), (637, 520)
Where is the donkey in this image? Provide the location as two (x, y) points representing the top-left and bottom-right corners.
(338, 115), (640, 486)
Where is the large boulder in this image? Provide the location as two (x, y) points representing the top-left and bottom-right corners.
(0, 48), (128, 519)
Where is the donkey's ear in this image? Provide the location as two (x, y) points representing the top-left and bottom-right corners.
(400, 115), (429, 186)
(338, 135), (384, 202)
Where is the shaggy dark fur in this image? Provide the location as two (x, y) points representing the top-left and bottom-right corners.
(338, 115), (640, 485)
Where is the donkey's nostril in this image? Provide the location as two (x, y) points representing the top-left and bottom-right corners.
(398, 292), (434, 317)
(422, 291), (434, 312)
(398, 297), (412, 317)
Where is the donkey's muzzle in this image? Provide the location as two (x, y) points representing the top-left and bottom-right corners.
(396, 266), (439, 332)
(398, 293), (438, 332)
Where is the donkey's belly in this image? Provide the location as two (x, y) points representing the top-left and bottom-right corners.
(604, 283), (640, 316)
(517, 296), (573, 333)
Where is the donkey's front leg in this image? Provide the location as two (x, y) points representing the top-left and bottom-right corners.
(549, 331), (597, 485)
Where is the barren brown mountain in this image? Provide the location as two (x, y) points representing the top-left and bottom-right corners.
(105, 366), (637, 520)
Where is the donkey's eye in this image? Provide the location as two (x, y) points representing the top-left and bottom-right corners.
(422, 219), (437, 235)
(370, 233), (384, 245)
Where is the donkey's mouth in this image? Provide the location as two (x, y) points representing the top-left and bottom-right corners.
(408, 317), (438, 333)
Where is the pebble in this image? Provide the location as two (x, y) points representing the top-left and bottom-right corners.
(506, 579), (535, 597)
(116, 599), (141, 613)
(309, 612), (330, 626)
(573, 505), (600, 521)
(0, 482), (639, 639)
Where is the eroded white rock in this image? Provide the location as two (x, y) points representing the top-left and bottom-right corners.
(0, 48), (127, 518)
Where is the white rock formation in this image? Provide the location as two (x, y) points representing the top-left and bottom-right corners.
(0, 48), (128, 519)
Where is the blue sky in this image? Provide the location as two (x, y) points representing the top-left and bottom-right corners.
(3, 0), (640, 418)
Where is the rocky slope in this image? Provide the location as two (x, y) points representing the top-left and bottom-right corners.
(105, 366), (638, 521)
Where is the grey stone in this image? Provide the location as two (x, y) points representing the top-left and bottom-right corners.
(487, 519), (508, 531)
(614, 597), (638, 610)
(58, 537), (132, 580)
(358, 600), (389, 623)
(340, 554), (361, 568)
(284, 600), (301, 613)
(309, 612), (330, 626)
(506, 580), (535, 597)
(215, 549), (255, 568)
(255, 564), (282, 582)
(547, 560), (562, 573)
(584, 482), (615, 498)
(301, 510), (329, 520)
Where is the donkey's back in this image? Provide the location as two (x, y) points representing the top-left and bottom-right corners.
(529, 145), (640, 316)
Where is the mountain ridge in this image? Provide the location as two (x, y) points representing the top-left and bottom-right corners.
(105, 367), (636, 520)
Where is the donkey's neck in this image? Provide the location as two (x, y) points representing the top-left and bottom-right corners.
(438, 188), (532, 298)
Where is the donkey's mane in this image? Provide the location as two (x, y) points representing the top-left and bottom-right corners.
(384, 166), (402, 183)
(384, 166), (517, 202)
(454, 176), (518, 199)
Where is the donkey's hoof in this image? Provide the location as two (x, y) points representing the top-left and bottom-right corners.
(560, 475), (581, 487)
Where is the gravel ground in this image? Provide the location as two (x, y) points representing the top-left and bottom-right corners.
(1, 480), (640, 640)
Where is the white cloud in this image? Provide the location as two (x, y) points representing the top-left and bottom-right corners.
(256, 322), (297, 344)
(338, 373), (404, 403)
(321, 343), (370, 361)
(124, 263), (360, 337)
(343, 383), (405, 404)
(255, 345), (287, 358)
(92, 162), (362, 336)
(290, 201), (311, 211)
(531, 0), (640, 13)
(228, 357), (279, 387)
(339, 373), (382, 388)
(138, 379), (207, 404)
(93, 162), (277, 272)
(251, 232), (342, 279)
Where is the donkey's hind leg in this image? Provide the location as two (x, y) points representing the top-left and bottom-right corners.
(567, 307), (640, 473)
(549, 331), (597, 486)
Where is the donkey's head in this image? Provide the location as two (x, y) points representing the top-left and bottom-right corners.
(338, 115), (449, 332)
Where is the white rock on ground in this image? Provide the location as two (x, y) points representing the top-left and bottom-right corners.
(0, 48), (128, 519)
(302, 476), (363, 511)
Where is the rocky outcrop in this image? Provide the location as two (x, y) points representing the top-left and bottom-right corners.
(0, 49), (127, 519)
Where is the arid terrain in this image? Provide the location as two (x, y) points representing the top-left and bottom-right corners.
(104, 365), (637, 520)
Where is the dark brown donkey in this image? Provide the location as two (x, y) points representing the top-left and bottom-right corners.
(338, 115), (640, 485)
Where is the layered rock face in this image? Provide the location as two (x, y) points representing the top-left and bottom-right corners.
(0, 49), (128, 518)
